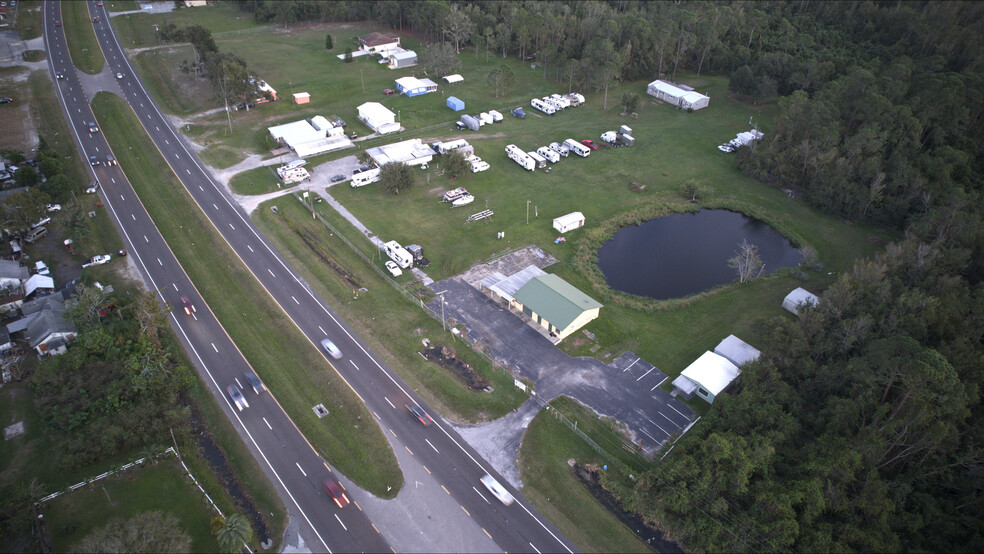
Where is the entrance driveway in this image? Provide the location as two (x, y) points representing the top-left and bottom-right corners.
(430, 276), (695, 454)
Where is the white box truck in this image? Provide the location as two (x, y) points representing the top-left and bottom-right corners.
(527, 150), (547, 169)
(537, 146), (560, 163)
(506, 144), (536, 170)
(564, 138), (590, 158)
(530, 98), (555, 115)
(384, 240), (414, 269)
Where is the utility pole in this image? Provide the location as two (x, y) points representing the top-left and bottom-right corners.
(526, 200), (530, 225)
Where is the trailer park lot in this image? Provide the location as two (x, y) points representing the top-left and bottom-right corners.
(122, 13), (882, 457)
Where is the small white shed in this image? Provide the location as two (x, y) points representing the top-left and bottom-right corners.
(713, 335), (761, 367)
(553, 212), (585, 234)
(782, 287), (820, 315)
(680, 351), (740, 404)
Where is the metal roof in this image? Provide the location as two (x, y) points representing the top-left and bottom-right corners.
(514, 274), (602, 331)
(681, 351), (740, 396)
(480, 265), (546, 304)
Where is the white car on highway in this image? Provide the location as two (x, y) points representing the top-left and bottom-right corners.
(480, 474), (515, 506)
(81, 254), (111, 268)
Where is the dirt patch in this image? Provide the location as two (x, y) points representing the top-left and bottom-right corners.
(277, 212), (362, 290)
(421, 345), (490, 391)
(573, 464), (681, 553)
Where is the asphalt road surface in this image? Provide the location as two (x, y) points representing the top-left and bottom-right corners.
(45, 2), (577, 553)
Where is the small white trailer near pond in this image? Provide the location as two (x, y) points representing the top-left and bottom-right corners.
(553, 211), (585, 233)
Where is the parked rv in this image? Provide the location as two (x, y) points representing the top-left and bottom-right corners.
(488, 110), (503, 122)
(549, 142), (569, 157)
(600, 131), (618, 144)
(530, 98), (555, 115)
(479, 112), (494, 125)
(527, 150), (547, 169)
(505, 144), (536, 171)
(383, 240), (414, 269)
(537, 146), (560, 163)
(350, 167), (381, 187)
(549, 94), (571, 109)
(564, 138), (591, 157)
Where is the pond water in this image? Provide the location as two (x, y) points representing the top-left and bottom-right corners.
(597, 209), (802, 300)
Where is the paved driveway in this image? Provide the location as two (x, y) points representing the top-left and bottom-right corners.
(430, 277), (695, 453)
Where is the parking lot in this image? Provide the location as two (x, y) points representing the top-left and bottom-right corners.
(429, 275), (695, 454)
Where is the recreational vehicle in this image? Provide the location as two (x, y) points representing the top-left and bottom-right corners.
(530, 98), (555, 115)
(564, 138), (591, 157)
(383, 240), (414, 269)
(549, 142), (569, 157)
(527, 150), (547, 169)
(350, 167), (381, 187)
(505, 144), (536, 171)
(537, 146), (560, 163)
(549, 94), (571, 109)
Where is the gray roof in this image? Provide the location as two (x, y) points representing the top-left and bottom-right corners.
(23, 297), (75, 349)
(0, 259), (28, 281)
(713, 335), (761, 367)
(479, 265), (546, 304)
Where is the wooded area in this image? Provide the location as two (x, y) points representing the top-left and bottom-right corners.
(235, 1), (984, 550)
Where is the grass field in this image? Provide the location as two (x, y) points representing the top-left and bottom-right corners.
(14, 1), (43, 41)
(518, 397), (653, 553)
(62, 0), (105, 74)
(42, 460), (221, 552)
(230, 165), (282, 194)
(90, 92), (402, 497)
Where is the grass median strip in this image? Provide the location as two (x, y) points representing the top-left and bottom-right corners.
(90, 92), (402, 498)
(62, 0), (105, 75)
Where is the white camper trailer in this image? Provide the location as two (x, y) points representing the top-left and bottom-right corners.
(383, 240), (414, 269)
(527, 150), (548, 169)
(479, 112), (494, 125)
(436, 139), (472, 155)
(566, 92), (585, 105)
(350, 167), (381, 187)
(470, 160), (490, 173)
(550, 142), (569, 157)
(530, 98), (556, 115)
(600, 131), (618, 144)
(549, 94), (571, 109)
(488, 109), (503, 122)
(542, 96), (565, 111)
(536, 146), (560, 163)
(505, 144), (536, 171)
(564, 138), (591, 158)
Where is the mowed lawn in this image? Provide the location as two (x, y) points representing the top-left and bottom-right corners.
(62, 0), (105, 74)
(41, 461), (220, 552)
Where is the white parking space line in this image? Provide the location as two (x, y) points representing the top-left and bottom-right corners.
(651, 384), (660, 391)
(234, 378), (243, 389)
(425, 439), (439, 454)
(640, 428), (659, 443)
(622, 358), (639, 372)
(655, 375), (668, 388)
(263, 417), (272, 430)
(295, 462), (306, 477)
(473, 487), (491, 504)
(350, 360), (359, 371)
(334, 514), (347, 531)
(384, 397), (396, 409)
(669, 404), (688, 419)
(636, 367), (654, 381)
(658, 411), (676, 425)
(654, 422), (670, 435)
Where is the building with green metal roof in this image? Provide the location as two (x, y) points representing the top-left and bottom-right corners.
(513, 274), (602, 342)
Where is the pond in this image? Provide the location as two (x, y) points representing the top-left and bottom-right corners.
(597, 209), (802, 300)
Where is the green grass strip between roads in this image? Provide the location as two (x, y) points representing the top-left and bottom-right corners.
(90, 92), (402, 498)
(62, 0), (105, 75)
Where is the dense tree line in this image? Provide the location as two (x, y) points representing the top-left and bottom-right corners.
(624, 205), (984, 551)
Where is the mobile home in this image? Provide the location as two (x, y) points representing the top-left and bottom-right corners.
(536, 146), (560, 163)
(350, 167), (381, 187)
(549, 142), (569, 157)
(527, 150), (547, 169)
(384, 241), (414, 269)
(530, 98), (555, 115)
(505, 144), (536, 171)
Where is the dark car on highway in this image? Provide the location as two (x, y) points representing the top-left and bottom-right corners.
(407, 404), (433, 426)
(323, 478), (350, 508)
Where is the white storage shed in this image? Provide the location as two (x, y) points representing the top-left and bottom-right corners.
(553, 212), (585, 234)
(782, 287), (820, 315)
(679, 351), (740, 404)
(357, 102), (400, 135)
(646, 80), (710, 111)
(713, 335), (761, 367)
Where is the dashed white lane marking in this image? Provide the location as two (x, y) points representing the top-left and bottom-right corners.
(318, 326), (326, 335)
(292, 296), (299, 304)
(295, 462), (306, 477)
(211, 343), (218, 353)
(473, 487), (490, 504)
(131, 214), (135, 221)
(229, 223), (235, 230)
(350, 360), (359, 371)
(157, 258), (162, 266)
(247, 244), (254, 252)
(263, 417), (271, 430)
(234, 378), (243, 389)
(425, 439), (439, 454)
(384, 397), (395, 409)
(268, 269), (275, 277)
(530, 542), (542, 554)
(334, 514), (346, 531)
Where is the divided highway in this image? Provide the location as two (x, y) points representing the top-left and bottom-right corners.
(46, 1), (576, 552)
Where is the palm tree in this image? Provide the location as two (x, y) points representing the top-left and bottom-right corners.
(212, 513), (253, 553)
